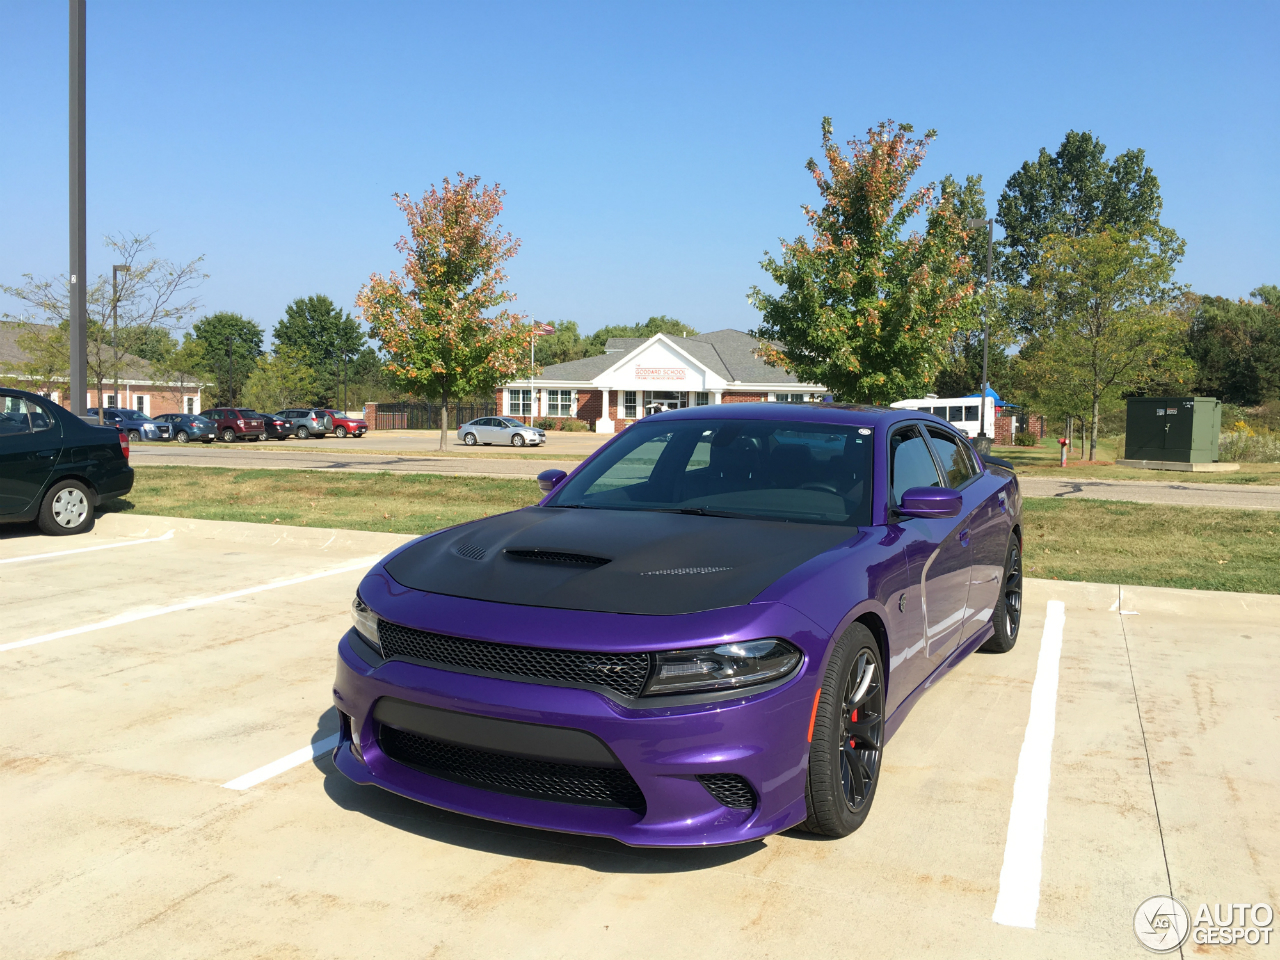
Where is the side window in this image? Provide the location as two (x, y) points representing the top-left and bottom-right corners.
(926, 428), (977, 489)
(0, 396), (33, 436)
(890, 426), (942, 504)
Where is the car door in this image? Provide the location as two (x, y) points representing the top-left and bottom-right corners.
(0, 394), (62, 516)
(927, 427), (1008, 638)
(890, 423), (974, 666)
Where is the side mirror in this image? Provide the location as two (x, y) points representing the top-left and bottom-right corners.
(898, 486), (963, 519)
(537, 469), (568, 494)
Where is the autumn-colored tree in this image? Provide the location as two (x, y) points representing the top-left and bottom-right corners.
(749, 118), (979, 404)
(1012, 229), (1194, 459)
(358, 175), (531, 449)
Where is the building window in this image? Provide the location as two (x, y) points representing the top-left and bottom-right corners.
(547, 389), (572, 417)
(623, 391), (636, 419)
(694, 392), (710, 406)
(775, 393), (807, 403)
(641, 391), (687, 416)
(105, 394), (117, 408)
(136, 396), (146, 413)
(187, 397), (195, 414)
(508, 389), (531, 417)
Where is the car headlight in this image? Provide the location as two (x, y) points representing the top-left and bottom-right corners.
(350, 594), (383, 656)
(643, 638), (801, 696)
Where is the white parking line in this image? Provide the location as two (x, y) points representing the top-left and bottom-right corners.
(0, 528), (175, 564)
(221, 734), (341, 790)
(992, 600), (1066, 929)
(0, 557), (380, 653)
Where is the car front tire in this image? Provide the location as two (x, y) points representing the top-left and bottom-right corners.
(128, 430), (142, 442)
(980, 535), (1022, 653)
(335, 426), (348, 438)
(511, 434), (525, 446)
(800, 622), (885, 838)
(463, 432), (477, 445)
(38, 479), (94, 536)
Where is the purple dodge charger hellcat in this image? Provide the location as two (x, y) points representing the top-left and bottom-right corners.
(331, 402), (1022, 846)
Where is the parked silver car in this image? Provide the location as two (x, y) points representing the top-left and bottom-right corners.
(457, 417), (546, 446)
(276, 408), (333, 439)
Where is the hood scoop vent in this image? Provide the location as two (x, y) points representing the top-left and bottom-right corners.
(504, 548), (611, 567)
(454, 542), (486, 561)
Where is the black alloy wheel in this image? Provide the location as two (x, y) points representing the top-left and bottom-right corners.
(296, 426), (310, 439)
(511, 434), (526, 446)
(801, 623), (885, 837)
(981, 536), (1023, 653)
(175, 430), (189, 443)
(463, 432), (477, 445)
(128, 430), (142, 442)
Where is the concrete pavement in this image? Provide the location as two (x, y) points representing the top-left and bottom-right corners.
(2, 512), (1275, 958)
(1021, 476), (1280, 511)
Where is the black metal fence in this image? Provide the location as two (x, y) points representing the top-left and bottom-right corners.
(372, 402), (497, 431)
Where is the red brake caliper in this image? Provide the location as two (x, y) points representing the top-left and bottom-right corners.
(849, 708), (858, 747)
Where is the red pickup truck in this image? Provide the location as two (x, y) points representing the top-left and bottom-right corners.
(320, 410), (368, 438)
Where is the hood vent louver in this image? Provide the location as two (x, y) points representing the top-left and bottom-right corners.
(504, 549), (611, 567)
(454, 542), (486, 561)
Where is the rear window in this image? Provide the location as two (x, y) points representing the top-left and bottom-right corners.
(546, 418), (873, 526)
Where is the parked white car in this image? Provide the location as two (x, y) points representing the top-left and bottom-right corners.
(457, 417), (546, 447)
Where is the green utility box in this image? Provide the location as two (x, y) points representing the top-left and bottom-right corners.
(1123, 397), (1222, 463)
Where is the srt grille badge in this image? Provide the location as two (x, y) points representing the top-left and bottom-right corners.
(589, 663), (625, 675)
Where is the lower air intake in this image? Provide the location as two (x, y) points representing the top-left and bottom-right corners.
(379, 726), (646, 813)
(697, 774), (757, 810)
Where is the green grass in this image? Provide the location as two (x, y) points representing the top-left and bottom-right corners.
(1000, 436), (1280, 485)
(107, 467), (1280, 594)
(1022, 498), (1280, 593)
(105, 466), (541, 535)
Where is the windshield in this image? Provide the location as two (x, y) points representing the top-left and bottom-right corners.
(546, 418), (873, 526)
(500, 418), (526, 427)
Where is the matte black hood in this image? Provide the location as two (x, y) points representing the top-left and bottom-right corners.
(383, 507), (859, 615)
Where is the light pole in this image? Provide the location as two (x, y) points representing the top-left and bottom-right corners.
(966, 217), (995, 446)
(69, 0), (87, 416)
(107, 264), (130, 423)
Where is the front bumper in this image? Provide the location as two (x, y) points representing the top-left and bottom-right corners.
(330, 592), (826, 847)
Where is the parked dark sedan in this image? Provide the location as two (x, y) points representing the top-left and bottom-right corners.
(333, 403), (1022, 846)
(1, 388), (134, 535)
(153, 413), (217, 443)
(87, 407), (173, 442)
(248, 412), (294, 441)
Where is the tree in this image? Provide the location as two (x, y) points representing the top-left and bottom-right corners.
(273, 295), (365, 405)
(241, 348), (319, 413)
(190, 312), (265, 406)
(533, 316), (701, 367)
(1186, 292), (1280, 404)
(0, 322), (69, 391)
(997, 131), (1181, 286)
(1, 233), (206, 413)
(358, 174), (531, 449)
(748, 118), (979, 404)
(1011, 230), (1194, 458)
(153, 335), (210, 409)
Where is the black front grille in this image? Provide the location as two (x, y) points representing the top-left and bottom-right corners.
(698, 774), (757, 810)
(379, 726), (646, 812)
(377, 620), (651, 699)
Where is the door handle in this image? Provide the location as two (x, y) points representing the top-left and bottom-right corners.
(36, 450), (58, 458)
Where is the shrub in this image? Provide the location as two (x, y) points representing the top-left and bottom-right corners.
(533, 418), (556, 430)
(1013, 432), (1039, 447)
(1218, 429), (1280, 463)
(559, 418), (591, 432)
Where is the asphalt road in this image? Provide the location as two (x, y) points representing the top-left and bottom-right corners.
(132, 443), (1280, 510)
(3, 512), (1275, 957)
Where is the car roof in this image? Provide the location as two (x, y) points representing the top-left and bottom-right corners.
(644, 401), (930, 430)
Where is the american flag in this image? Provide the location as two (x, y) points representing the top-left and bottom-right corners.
(532, 322), (555, 336)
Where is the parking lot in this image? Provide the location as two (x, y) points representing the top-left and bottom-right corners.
(2, 513), (1276, 959)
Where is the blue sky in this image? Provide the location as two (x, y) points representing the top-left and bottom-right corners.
(1, 1), (1275, 343)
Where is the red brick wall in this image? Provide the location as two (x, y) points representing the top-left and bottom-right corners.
(995, 417), (1014, 445)
(576, 389), (602, 421)
(721, 392), (765, 403)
